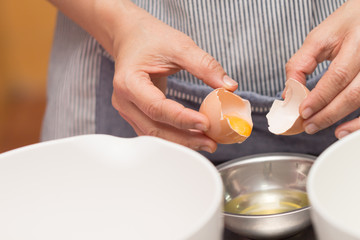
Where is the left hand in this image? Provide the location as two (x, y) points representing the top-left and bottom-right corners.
(285, 0), (360, 139)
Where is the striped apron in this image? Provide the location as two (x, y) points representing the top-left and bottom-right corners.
(42, 0), (359, 163)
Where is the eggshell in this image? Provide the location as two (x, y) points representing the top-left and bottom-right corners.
(266, 78), (310, 135)
(199, 88), (253, 144)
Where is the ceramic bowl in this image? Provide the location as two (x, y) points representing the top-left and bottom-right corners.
(0, 135), (223, 240)
(308, 130), (360, 240)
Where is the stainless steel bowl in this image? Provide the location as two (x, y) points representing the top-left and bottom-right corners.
(217, 153), (315, 239)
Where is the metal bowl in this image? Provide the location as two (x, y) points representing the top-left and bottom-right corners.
(217, 153), (315, 239)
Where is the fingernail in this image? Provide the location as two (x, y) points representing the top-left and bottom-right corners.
(305, 123), (319, 134)
(337, 130), (350, 139)
(195, 123), (208, 132)
(223, 75), (238, 88)
(200, 146), (213, 153)
(302, 108), (313, 119)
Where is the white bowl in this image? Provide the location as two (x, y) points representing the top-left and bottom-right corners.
(0, 135), (223, 240)
(308, 130), (360, 240)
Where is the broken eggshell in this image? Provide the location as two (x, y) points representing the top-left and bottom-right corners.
(266, 78), (310, 135)
(199, 88), (253, 144)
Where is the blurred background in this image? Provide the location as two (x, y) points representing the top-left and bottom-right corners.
(0, 1), (57, 153)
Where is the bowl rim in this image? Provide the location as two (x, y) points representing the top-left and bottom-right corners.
(217, 152), (316, 171)
(217, 152), (315, 217)
(307, 130), (360, 238)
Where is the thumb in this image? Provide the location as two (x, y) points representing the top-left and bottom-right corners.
(174, 41), (238, 91)
(283, 35), (330, 99)
(285, 29), (334, 84)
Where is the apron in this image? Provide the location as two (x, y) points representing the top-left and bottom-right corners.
(95, 56), (360, 164)
(43, 1), (353, 164)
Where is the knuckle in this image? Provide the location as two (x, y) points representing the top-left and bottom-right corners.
(200, 53), (220, 72)
(172, 106), (187, 129)
(306, 28), (334, 52)
(305, 27), (341, 57)
(285, 53), (317, 76)
(305, 32), (324, 50)
(331, 65), (350, 83)
(314, 92), (330, 107)
(146, 99), (163, 120)
(112, 74), (131, 112)
(322, 113), (336, 126)
(345, 85), (360, 104)
(113, 73), (128, 94)
(315, 40), (327, 53)
(176, 36), (197, 53)
(111, 94), (127, 117)
(285, 57), (303, 74)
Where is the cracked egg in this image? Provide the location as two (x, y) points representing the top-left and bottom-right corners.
(199, 88), (253, 144)
(266, 78), (310, 135)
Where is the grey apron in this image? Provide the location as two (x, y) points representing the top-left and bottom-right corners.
(96, 56), (360, 164)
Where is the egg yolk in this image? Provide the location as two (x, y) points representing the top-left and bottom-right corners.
(224, 115), (252, 137)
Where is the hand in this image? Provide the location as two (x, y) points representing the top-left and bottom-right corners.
(49, 0), (238, 152)
(111, 4), (240, 153)
(286, 0), (360, 139)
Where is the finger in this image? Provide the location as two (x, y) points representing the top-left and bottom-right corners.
(300, 35), (360, 120)
(335, 117), (360, 139)
(112, 93), (217, 152)
(173, 39), (238, 91)
(286, 32), (332, 86)
(113, 70), (210, 132)
(283, 32), (334, 99)
(303, 72), (360, 134)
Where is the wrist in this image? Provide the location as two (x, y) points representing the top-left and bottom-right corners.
(92, 0), (141, 56)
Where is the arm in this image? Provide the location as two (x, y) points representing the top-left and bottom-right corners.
(48, 0), (238, 152)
